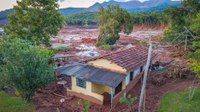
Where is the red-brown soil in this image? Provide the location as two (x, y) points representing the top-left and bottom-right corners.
(32, 25), (195, 112)
(32, 73), (197, 112)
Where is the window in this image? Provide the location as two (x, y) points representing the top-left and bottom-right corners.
(130, 71), (134, 81)
(76, 78), (86, 88)
(140, 66), (143, 73)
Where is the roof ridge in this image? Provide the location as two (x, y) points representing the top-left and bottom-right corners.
(82, 46), (147, 62)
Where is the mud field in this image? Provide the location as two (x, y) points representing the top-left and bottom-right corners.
(32, 26), (193, 112)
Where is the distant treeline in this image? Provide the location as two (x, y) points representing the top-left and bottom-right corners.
(131, 11), (168, 26)
(65, 11), (168, 27)
(65, 12), (98, 26)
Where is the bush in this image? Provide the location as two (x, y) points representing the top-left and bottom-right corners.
(54, 46), (71, 51)
(99, 44), (113, 50)
(0, 38), (55, 100)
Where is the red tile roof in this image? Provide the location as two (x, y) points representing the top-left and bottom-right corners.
(85, 46), (155, 72)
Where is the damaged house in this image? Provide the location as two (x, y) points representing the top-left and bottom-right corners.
(55, 46), (154, 106)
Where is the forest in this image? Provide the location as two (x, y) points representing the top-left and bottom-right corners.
(65, 12), (98, 26)
(65, 11), (168, 27)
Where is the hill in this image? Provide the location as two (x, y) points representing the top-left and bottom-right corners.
(87, 0), (181, 12)
(0, 0), (181, 26)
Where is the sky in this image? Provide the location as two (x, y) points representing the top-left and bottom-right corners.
(0, 0), (149, 11)
(0, 0), (180, 11)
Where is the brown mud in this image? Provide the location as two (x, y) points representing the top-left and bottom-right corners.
(32, 25), (195, 112)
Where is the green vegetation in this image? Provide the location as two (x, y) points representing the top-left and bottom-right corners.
(54, 46), (71, 51)
(120, 94), (137, 111)
(99, 44), (113, 50)
(77, 99), (90, 112)
(65, 11), (168, 27)
(163, 0), (200, 78)
(97, 5), (133, 47)
(131, 11), (168, 27)
(4, 0), (64, 46)
(160, 89), (200, 112)
(66, 12), (97, 26)
(0, 38), (54, 100)
(163, 0), (200, 43)
(0, 91), (34, 112)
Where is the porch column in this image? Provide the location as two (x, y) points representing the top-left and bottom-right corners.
(124, 73), (130, 96)
(125, 72), (130, 86)
(111, 87), (115, 103)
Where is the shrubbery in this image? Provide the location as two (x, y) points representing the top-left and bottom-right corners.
(99, 44), (113, 50)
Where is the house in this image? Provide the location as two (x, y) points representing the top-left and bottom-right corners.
(55, 46), (154, 106)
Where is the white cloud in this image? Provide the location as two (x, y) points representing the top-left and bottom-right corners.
(0, 0), (18, 11)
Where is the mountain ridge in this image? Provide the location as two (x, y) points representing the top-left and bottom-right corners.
(59, 0), (181, 15)
(0, 0), (181, 27)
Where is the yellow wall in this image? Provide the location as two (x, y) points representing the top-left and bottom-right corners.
(87, 59), (127, 73)
(71, 76), (104, 102)
(122, 79), (126, 90)
(92, 83), (111, 94)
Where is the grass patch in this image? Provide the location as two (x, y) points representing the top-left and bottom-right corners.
(160, 89), (200, 112)
(99, 44), (113, 50)
(54, 46), (71, 51)
(0, 91), (34, 112)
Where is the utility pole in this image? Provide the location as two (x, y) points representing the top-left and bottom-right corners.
(138, 40), (153, 112)
(185, 31), (188, 51)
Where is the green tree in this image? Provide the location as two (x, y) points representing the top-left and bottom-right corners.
(190, 12), (200, 35)
(0, 38), (54, 100)
(189, 12), (200, 78)
(163, 0), (200, 78)
(4, 0), (64, 46)
(163, 0), (200, 43)
(97, 5), (133, 46)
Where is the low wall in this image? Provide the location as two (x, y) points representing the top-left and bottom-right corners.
(111, 73), (143, 108)
(67, 89), (104, 105)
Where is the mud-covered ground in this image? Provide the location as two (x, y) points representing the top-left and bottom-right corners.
(51, 26), (170, 61)
(32, 26), (193, 112)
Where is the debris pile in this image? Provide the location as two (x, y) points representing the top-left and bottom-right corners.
(32, 82), (73, 112)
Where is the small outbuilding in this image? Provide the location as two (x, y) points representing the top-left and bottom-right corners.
(55, 46), (155, 106)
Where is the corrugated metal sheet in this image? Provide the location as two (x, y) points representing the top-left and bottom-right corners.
(55, 64), (126, 88)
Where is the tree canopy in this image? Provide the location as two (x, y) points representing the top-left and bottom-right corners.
(0, 38), (55, 100)
(97, 5), (133, 46)
(163, 0), (200, 43)
(4, 0), (64, 46)
(66, 12), (98, 26)
(189, 11), (200, 77)
(163, 0), (200, 77)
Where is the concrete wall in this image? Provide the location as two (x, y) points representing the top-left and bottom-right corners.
(134, 68), (140, 78)
(111, 73), (143, 108)
(87, 59), (127, 73)
(122, 79), (126, 89)
(91, 83), (111, 95)
(67, 77), (107, 104)
(125, 72), (130, 85)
